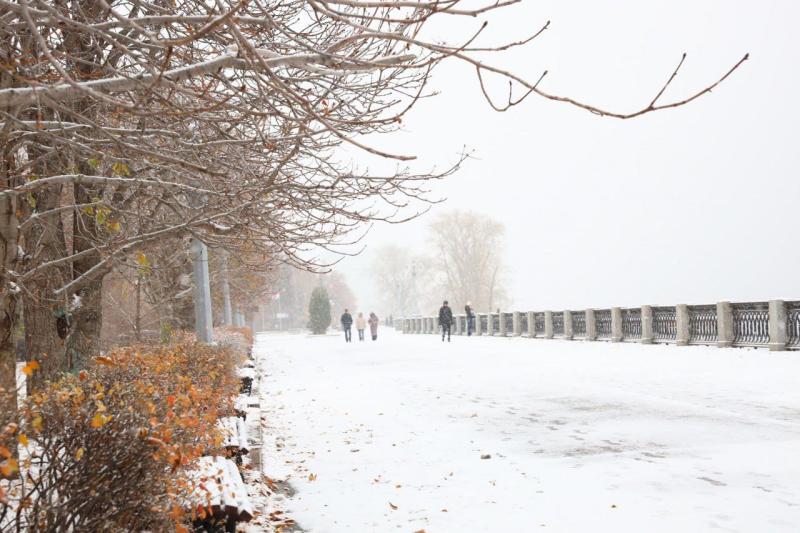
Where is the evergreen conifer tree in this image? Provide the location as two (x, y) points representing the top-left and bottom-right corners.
(308, 287), (332, 334)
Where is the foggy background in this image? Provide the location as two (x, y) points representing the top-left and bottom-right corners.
(331, 0), (800, 314)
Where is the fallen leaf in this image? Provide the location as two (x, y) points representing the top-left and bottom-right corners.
(481, 454), (491, 460)
(388, 502), (398, 510)
(308, 473), (317, 481)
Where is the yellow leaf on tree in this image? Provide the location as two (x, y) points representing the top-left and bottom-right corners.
(0, 446), (10, 459)
(32, 416), (43, 433)
(94, 356), (115, 366)
(22, 360), (39, 376)
(18, 433), (28, 447)
(75, 447), (85, 460)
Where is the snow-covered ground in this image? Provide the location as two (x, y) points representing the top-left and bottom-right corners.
(257, 329), (800, 532)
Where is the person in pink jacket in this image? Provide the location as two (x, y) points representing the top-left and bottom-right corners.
(368, 312), (379, 341)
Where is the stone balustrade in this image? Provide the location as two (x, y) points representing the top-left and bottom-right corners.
(395, 300), (800, 351)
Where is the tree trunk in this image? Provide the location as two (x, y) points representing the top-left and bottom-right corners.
(22, 169), (70, 387)
(65, 281), (103, 370)
(0, 196), (19, 374)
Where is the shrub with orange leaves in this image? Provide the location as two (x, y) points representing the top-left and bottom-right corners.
(2, 338), (243, 531)
(218, 326), (254, 348)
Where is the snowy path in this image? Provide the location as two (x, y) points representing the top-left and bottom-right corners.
(257, 330), (800, 532)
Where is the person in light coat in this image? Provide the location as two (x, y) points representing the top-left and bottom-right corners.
(356, 312), (367, 341)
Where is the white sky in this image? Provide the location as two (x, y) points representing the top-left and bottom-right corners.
(334, 0), (800, 313)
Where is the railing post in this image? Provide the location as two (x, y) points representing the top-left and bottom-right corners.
(641, 305), (654, 344)
(476, 314), (483, 336)
(526, 312), (535, 338)
(428, 317), (435, 335)
(487, 313), (495, 336)
(454, 315), (461, 336)
(544, 311), (553, 339)
(585, 310), (597, 341)
(512, 312), (521, 336)
(676, 304), (690, 346)
(416, 317), (422, 334)
(498, 312), (507, 337)
(611, 307), (623, 342)
(564, 311), (573, 340)
(716, 302), (734, 348)
(769, 300), (787, 351)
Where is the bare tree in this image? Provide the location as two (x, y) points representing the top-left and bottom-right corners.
(370, 245), (433, 317)
(429, 210), (507, 313)
(0, 0), (748, 394)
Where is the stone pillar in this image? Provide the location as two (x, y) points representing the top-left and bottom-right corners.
(499, 312), (507, 337)
(769, 300), (787, 351)
(585, 309), (597, 341)
(476, 314), (483, 336)
(563, 311), (573, 340)
(487, 313), (495, 336)
(526, 312), (535, 338)
(611, 307), (623, 342)
(415, 318), (421, 334)
(676, 304), (690, 346)
(716, 302), (734, 348)
(641, 305), (654, 344)
(512, 312), (521, 336)
(544, 311), (553, 339)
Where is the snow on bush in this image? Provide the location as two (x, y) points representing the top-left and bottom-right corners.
(0, 335), (246, 531)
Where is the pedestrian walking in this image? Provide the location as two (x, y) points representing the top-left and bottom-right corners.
(341, 309), (353, 342)
(368, 312), (379, 341)
(439, 300), (453, 342)
(356, 312), (367, 341)
(465, 301), (475, 336)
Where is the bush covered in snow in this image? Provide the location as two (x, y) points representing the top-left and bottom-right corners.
(0, 333), (248, 531)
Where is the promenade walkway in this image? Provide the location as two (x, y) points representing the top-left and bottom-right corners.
(256, 329), (800, 532)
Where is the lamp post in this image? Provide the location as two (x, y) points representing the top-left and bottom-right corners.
(189, 187), (213, 343)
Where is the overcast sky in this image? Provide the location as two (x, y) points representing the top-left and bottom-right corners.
(331, 0), (800, 314)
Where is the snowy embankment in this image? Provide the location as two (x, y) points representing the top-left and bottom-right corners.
(256, 329), (800, 532)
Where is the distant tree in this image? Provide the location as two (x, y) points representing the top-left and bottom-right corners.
(370, 246), (433, 317)
(429, 211), (508, 313)
(308, 287), (332, 335)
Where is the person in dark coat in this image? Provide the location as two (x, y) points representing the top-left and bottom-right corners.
(438, 300), (453, 342)
(465, 301), (475, 336)
(368, 312), (379, 341)
(341, 309), (353, 342)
